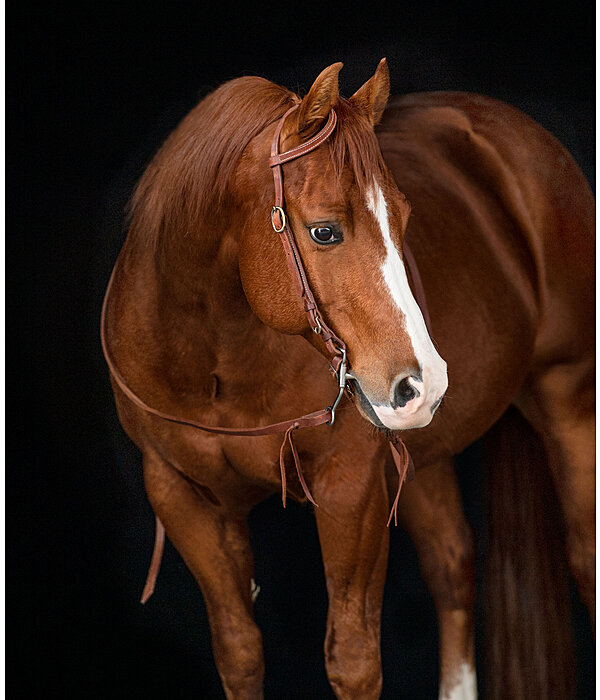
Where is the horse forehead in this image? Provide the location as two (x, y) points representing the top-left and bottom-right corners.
(299, 157), (351, 201)
(299, 165), (384, 223)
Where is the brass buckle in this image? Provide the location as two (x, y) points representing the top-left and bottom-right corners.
(271, 206), (286, 233)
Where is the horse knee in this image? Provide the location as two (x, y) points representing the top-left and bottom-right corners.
(212, 621), (265, 699)
(324, 622), (382, 699)
(327, 656), (382, 700)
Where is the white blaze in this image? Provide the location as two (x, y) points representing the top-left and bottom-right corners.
(365, 183), (447, 429)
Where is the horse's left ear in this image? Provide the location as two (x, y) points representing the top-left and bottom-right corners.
(349, 58), (390, 126)
(296, 62), (343, 137)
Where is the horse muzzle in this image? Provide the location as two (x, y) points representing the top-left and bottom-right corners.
(349, 367), (447, 431)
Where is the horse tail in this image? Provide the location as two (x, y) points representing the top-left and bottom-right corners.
(482, 406), (575, 699)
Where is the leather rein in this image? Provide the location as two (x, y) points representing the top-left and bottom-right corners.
(101, 102), (427, 602)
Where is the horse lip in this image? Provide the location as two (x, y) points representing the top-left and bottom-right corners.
(347, 376), (386, 429)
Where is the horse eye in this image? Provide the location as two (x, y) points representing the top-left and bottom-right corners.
(309, 225), (342, 245)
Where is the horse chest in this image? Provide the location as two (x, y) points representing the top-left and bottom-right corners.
(152, 424), (298, 506)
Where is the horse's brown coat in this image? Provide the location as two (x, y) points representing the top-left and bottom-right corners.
(104, 62), (594, 699)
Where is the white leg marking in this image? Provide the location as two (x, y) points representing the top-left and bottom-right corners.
(441, 663), (477, 700)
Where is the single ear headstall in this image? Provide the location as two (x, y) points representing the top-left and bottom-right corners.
(268, 104), (349, 423)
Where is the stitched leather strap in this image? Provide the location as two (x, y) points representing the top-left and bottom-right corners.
(269, 105), (347, 364)
(269, 109), (337, 168)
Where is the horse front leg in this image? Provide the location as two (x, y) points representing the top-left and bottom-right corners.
(397, 457), (477, 700)
(312, 449), (390, 699)
(143, 450), (264, 700)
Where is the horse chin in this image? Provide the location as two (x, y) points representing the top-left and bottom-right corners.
(371, 404), (434, 431)
(354, 396), (387, 430)
(349, 378), (387, 429)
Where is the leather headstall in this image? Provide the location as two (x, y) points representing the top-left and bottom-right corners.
(101, 101), (423, 603)
(268, 105), (348, 415)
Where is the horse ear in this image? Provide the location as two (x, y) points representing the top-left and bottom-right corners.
(349, 58), (390, 126)
(296, 62), (343, 136)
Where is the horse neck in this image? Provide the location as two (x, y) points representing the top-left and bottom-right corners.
(121, 223), (273, 399)
(156, 225), (248, 329)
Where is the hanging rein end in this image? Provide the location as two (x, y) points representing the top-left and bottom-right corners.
(140, 515), (166, 604)
(279, 422), (319, 509)
(386, 438), (415, 527)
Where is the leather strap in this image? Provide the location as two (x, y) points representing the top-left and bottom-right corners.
(140, 515), (165, 604)
(387, 437), (416, 526)
(269, 105), (347, 366)
(269, 109), (337, 168)
(101, 103), (433, 603)
(101, 273), (334, 436)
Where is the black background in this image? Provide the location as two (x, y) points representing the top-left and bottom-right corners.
(12, 2), (595, 698)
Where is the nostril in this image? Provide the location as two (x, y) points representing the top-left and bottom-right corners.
(392, 376), (421, 408)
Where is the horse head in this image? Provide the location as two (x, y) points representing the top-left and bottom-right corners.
(237, 60), (448, 431)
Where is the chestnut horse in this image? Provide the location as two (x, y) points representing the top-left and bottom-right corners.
(102, 60), (594, 699)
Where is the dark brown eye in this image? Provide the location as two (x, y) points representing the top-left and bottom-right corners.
(308, 225), (342, 245)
